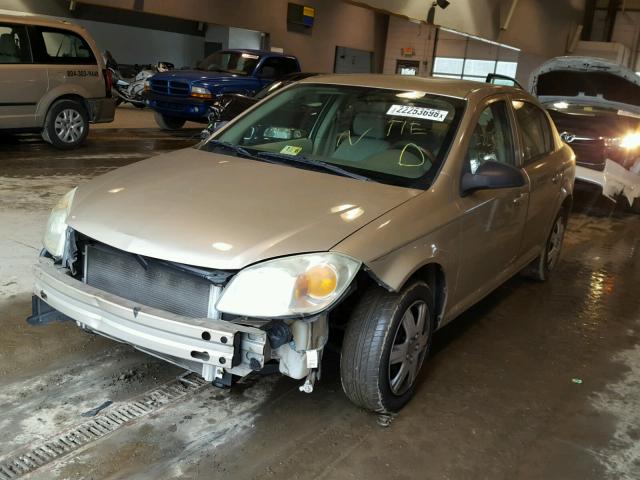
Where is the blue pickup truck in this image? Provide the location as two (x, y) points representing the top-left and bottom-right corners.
(144, 49), (301, 130)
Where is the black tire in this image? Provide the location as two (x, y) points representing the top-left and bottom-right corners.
(154, 112), (185, 130)
(42, 99), (89, 149)
(340, 281), (434, 413)
(522, 208), (568, 281)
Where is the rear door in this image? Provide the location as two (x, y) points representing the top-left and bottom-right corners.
(510, 97), (563, 259)
(28, 25), (103, 106)
(455, 96), (530, 305)
(0, 22), (46, 129)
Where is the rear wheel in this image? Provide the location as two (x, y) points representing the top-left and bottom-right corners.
(154, 112), (185, 130)
(42, 99), (89, 149)
(522, 208), (567, 281)
(340, 281), (434, 413)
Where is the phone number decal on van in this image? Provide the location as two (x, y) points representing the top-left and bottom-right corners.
(67, 70), (99, 78)
(386, 105), (448, 122)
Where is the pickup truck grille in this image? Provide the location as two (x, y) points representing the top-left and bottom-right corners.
(83, 243), (226, 319)
(150, 79), (190, 96)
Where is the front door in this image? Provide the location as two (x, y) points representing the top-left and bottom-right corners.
(0, 22), (47, 129)
(511, 98), (563, 259)
(455, 98), (529, 307)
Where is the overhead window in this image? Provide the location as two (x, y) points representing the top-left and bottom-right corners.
(432, 28), (519, 83)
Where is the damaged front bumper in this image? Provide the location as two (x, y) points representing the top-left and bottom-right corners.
(31, 258), (269, 382)
(576, 159), (640, 206)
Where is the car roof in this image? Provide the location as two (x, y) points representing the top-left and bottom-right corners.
(220, 48), (297, 59)
(0, 11), (85, 32)
(296, 74), (522, 100)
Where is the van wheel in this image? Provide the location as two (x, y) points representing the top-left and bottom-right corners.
(154, 113), (185, 130)
(522, 208), (568, 281)
(42, 99), (89, 149)
(340, 281), (434, 413)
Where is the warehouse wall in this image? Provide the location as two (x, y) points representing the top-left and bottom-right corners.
(68, 0), (389, 73)
(351, 0), (585, 58)
(74, 19), (204, 67)
(353, 0), (585, 84)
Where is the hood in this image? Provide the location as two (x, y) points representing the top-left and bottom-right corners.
(151, 70), (257, 88)
(529, 56), (640, 113)
(68, 149), (420, 270)
(152, 69), (234, 82)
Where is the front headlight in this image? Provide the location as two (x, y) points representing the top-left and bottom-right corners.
(216, 253), (361, 318)
(620, 132), (640, 150)
(191, 86), (212, 99)
(43, 187), (76, 258)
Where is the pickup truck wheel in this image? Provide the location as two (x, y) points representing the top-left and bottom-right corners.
(154, 113), (185, 130)
(522, 208), (568, 281)
(340, 281), (434, 413)
(42, 99), (89, 149)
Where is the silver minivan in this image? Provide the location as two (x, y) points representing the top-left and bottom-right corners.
(0, 13), (115, 148)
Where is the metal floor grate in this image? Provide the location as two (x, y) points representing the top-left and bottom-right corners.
(0, 372), (208, 479)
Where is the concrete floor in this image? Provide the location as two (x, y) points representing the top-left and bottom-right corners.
(1, 106), (639, 480)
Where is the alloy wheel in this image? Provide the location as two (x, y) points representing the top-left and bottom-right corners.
(547, 215), (565, 269)
(388, 300), (430, 396)
(54, 109), (85, 144)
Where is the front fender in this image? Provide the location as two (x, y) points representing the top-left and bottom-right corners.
(331, 177), (461, 321)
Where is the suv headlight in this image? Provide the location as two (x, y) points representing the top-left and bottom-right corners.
(216, 253), (361, 318)
(191, 86), (212, 99)
(43, 187), (76, 258)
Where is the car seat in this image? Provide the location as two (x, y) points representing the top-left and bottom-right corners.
(0, 34), (19, 63)
(332, 109), (390, 162)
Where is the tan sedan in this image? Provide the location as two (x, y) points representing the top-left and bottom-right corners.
(31, 75), (575, 413)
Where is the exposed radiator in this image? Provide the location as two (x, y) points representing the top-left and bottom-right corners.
(84, 244), (219, 319)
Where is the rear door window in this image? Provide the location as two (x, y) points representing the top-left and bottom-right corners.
(258, 57), (299, 79)
(30, 26), (96, 64)
(0, 23), (31, 64)
(513, 101), (554, 164)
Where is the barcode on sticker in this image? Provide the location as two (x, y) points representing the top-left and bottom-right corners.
(306, 349), (318, 369)
(386, 105), (449, 122)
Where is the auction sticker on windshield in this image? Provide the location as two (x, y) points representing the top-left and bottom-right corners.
(280, 145), (303, 155)
(386, 105), (448, 122)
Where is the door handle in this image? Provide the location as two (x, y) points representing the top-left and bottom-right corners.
(551, 171), (563, 184)
(512, 193), (526, 206)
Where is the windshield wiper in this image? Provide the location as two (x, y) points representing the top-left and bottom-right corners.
(204, 140), (260, 160)
(254, 151), (371, 182)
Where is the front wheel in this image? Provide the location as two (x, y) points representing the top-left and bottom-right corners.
(340, 281), (434, 413)
(154, 112), (186, 130)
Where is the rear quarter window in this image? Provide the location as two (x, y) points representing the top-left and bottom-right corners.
(30, 26), (96, 65)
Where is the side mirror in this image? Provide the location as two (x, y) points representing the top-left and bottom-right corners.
(461, 160), (525, 196)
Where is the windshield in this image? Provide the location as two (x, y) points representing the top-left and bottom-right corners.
(197, 51), (260, 76)
(199, 84), (465, 189)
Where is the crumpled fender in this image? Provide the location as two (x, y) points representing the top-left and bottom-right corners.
(576, 159), (640, 205)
